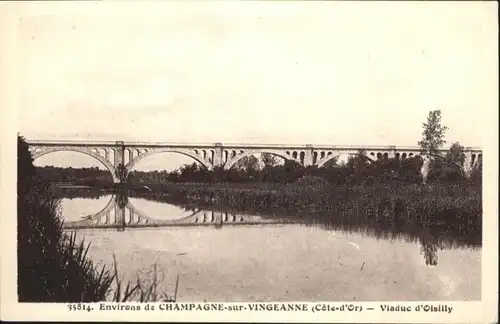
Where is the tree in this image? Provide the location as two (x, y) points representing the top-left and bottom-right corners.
(418, 110), (448, 158)
(427, 141), (470, 184)
(261, 153), (280, 168)
(18, 134), (36, 189)
(321, 156), (339, 169)
(234, 155), (260, 172)
(346, 150), (370, 173)
(445, 142), (465, 166)
(283, 160), (304, 182)
(178, 162), (204, 182)
(115, 163), (128, 183)
(469, 161), (482, 186)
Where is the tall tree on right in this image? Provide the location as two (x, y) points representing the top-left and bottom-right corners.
(417, 110), (449, 184)
(418, 110), (448, 158)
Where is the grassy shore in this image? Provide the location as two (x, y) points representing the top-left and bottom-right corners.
(18, 135), (175, 302)
(54, 178), (482, 247)
(126, 181), (482, 248)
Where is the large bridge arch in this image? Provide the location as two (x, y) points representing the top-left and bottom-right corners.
(125, 202), (204, 226)
(125, 148), (213, 172)
(224, 149), (299, 170)
(65, 194), (117, 228)
(31, 146), (119, 183)
(316, 152), (376, 168)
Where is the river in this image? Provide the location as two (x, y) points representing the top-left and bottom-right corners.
(60, 192), (481, 302)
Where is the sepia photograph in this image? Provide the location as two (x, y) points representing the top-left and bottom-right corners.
(1, 1), (498, 322)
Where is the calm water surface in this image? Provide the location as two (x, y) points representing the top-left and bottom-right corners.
(60, 194), (481, 302)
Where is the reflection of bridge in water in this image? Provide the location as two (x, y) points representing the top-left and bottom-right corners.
(63, 195), (296, 230)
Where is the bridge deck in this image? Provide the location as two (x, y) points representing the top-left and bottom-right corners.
(26, 140), (482, 151)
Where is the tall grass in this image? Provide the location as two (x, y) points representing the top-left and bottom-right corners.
(18, 178), (178, 302)
(108, 255), (178, 302)
(18, 135), (175, 302)
(130, 182), (482, 247)
(18, 176), (113, 302)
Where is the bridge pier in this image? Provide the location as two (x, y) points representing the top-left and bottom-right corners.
(212, 143), (224, 169)
(114, 204), (126, 229)
(388, 146), (397, 159)
(463, 151), (473, 176)
(114, 141), (125, 168)
(303, 145), (315, 167)
(114, 141), (126, 184)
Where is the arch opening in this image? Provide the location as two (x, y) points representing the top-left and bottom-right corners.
(127, 196), (199, 222)
(471, 154), (477, 166)
(60, 194), (115, 227)
(317, 152), (375, 168)
(313, 151), (318, 164)
(31, 149), (117, 184)
(225, 151), (290, 170)
(125, 150), (211, 185)
(299, 151), (306, 165)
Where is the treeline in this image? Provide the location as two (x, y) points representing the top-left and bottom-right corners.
(126, 147), (481, 187)
(133, 155), (426, 185)
(36, 165), (113, 186)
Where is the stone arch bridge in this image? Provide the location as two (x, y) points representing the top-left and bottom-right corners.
(27, 140), (482, 184)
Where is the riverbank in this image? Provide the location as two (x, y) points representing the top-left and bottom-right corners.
(18, 136), (175, 302)
(56, 181), (482, 302)
(110, 181), (481, 248)
(53, 178), (482, 248)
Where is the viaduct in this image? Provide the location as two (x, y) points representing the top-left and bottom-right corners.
(27, 140), (483, 184)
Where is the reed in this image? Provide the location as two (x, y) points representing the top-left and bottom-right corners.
(132, 181), (482, 247)
(18, 177), (115, 302)
(108, 255), (177, 302)
(18, 135), (176, 303)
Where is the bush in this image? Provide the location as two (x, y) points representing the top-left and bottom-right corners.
(294, 175), (330, 187)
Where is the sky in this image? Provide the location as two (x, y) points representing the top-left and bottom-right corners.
(8, 2), (497, 171)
